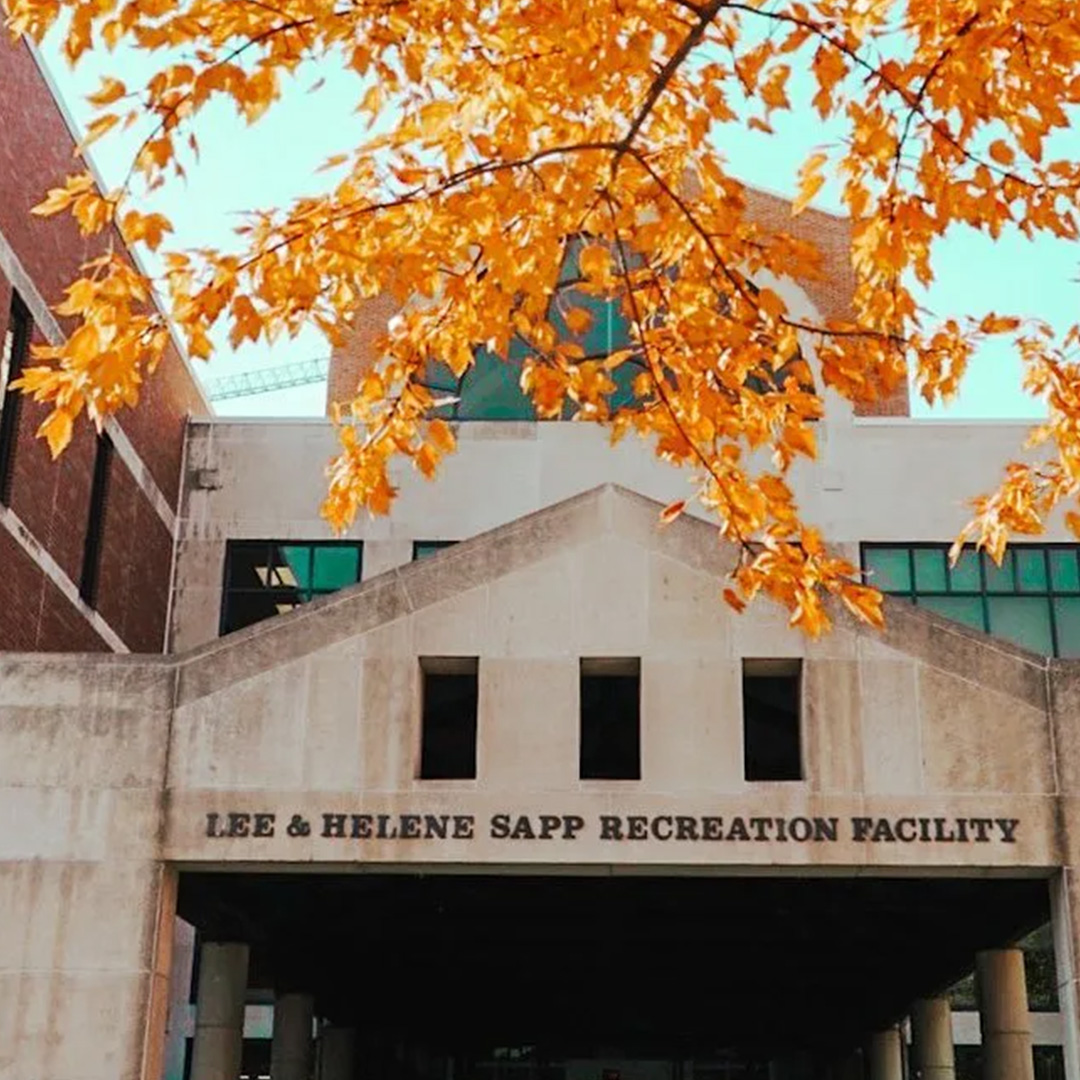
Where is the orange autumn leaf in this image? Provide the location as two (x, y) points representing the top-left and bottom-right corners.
(563, 307), (593, 335)
(659, 500), (686, 525)
(428, 418), (456, 454)
(988, 140), (1015, 166)
(578, 244), (613, 285)
(38, 408), (74, 459)
(792, 152), (827, 217)
(86, 75), (126, 107)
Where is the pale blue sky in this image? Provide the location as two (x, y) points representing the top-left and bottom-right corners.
(33, 21), (1080, 419)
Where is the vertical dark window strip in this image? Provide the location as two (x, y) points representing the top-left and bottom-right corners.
(79, 434), (113, 606)
(0, 295), (31, 506)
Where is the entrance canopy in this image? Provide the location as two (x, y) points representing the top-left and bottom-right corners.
(179, 870), (1049, 1058)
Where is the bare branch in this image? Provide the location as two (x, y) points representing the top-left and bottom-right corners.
(614, 0), (729, 167)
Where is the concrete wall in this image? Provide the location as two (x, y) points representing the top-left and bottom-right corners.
(3, 485), (1080, 1078)
(0, 655), (176, 1080)
(163, 486), (1060, 871)
(172, 413), (1065, 651)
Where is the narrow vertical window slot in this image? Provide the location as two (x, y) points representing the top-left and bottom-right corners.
(0, 295), (31, 506)
(743, 658), (802, 781)
(79, 433), (113, 606)
(579, 657), (641, 780)
(419, 657), (479, 780)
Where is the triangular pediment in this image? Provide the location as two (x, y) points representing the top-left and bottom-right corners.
(174, 482), (1047, 717)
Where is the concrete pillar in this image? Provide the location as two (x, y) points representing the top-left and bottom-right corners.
(318, 1026), (356, 1080)
(910, 997), (955, 1079)
(163, 919), (197, 1080)
(189, 942), (250, 1080)
(976, 948), (1035, 1080)
(271, 991), (315, 1080)
(866, 1028), (902, 1080)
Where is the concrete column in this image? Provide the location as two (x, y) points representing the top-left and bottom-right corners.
(163, 919), (197, 1080)
(910, 997), (955, 1079)
(271, 992), (315, 1080)
(318, 1026), (356, 1080)
(189, 942), (250, 1080)
(976, 948), (1035, 1080)
(866, 1028), (902, 1080)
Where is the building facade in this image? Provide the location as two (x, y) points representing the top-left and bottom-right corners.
(0, 34), (208, 655)
(4, 34), (1080, 1080)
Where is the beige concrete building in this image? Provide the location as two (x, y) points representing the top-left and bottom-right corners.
(5, 210), (1080, 1080)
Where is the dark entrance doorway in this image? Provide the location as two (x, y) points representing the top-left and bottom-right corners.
(176, 871), (1051, 1077)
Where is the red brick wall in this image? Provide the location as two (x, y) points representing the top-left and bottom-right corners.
(0, 35), (208, 653)
(325, 291), (399, 414)
(742, 189), (909, 418)
(0, 527), (110, 652)
(6, 335), (99, 587)
(94, 454), (173, 652)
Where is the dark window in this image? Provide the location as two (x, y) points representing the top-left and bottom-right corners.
(1034, 1047), (1066, 1080)
(743, 659), (802, 781)
(862, 542), (1080, 657)
(79, 434), (113, 606)
(954, 1045), (981, 1080)
(420, 658), (478, 779)
(1022, 923), (1060, 1012)
(413, 540), (458, 560)
(0, 294), (31, 506)
(956, 1042), (1062, 1079)
(219, 540), (363, 635)
(579, 658), (641, 780)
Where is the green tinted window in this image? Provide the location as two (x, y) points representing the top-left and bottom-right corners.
(1017, 547), (1049, 591)
(864, 547), (911, 592)
(313, 546), (360, 591)
(1054, 597), (1080, 658)
(913, 548), (947, 591)
(279, 545), (312, 590)
(949, 548), (981, 590)
(220, 541), (364, 636)
(863, 543), (1080, 657)
(916, 595), (984, 629)
(987, 596), (1054, 654)
(423, 347), (536, 422)
(413, 541), (458, 560)
(1051, 548), (1080, 591)
(984, 552), (1016, 592)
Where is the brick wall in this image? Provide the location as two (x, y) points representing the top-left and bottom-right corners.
(0, 527), (110, 652)
(6, 346), (99, 588)
(325, 291), (399, 414)
(324, 187), (909, 418)
(0, 35), (209, 654)
(95, 455), (174, 652)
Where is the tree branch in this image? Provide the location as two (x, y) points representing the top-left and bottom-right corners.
(613, 0), (729, 167)
(724, 1), (1077, 194)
